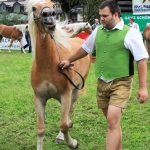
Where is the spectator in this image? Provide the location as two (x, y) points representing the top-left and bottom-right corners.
(68, 20), (73, 24)
(23, 24), (32, 53)
(128, 18), (140, 32)
(91, 18), (100, 30)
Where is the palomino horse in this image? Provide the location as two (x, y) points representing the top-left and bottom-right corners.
(26, 0), (91, 149)
(143, 24), (150, 61)
(0, 24), (27, 53)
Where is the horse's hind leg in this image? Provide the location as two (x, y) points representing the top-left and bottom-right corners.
(34, 95), (47, 150)
(8, 39), (14, 52)
(0, 35), (3, 52)
(144, 40), (150, 61)
(19, 38), (26, 53)
(57, 89), (80, 149)
(69, 88), (81, 127)
(147, 41), (150, 61)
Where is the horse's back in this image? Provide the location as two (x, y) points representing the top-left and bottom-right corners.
(0, 24), (22, 39)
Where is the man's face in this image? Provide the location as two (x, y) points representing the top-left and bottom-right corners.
(95, 19), (99, 24)
(99, 6), (116, 30)
(129, 19), (133, 23)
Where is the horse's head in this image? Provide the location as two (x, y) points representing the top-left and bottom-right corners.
(84, 22), (92, 34)
(30, 0), (57, 33)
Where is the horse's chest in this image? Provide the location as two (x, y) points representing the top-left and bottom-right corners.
(36, 81), (60, 100)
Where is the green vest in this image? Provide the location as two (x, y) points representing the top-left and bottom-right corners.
(95, 25), (134, 80)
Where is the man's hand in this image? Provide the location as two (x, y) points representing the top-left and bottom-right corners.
(59, 60), (70, 69)
(137, 87), (149, 103)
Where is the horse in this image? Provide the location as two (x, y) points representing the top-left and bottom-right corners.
(61, 22), (92, 38)
(26, 0), (91, 149)
(0, 24), (27, 53)
(143, 24), (150, 61)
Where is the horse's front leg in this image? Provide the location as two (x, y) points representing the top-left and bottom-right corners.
(55, 119), (73, 143)
(60, 94), (78, 149)
(19, 38), (26, 53)
(8, 39), (14, 52)
(34, 95), (47, 150)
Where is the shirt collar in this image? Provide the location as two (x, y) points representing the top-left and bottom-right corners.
(101, 18), (124, 31)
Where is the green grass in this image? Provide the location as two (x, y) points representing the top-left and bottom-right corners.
(0, 50), (150, 150)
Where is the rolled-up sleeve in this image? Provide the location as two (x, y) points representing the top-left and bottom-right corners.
(124, 28), (149, 61)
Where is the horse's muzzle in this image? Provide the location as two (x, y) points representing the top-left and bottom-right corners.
(41, 8), (57, 32)
(43, 21), (56, 31)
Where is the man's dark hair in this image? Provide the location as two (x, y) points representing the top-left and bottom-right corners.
(99, 0), (121, 17)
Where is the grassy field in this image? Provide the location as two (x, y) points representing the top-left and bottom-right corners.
(0, 50), (150, 150)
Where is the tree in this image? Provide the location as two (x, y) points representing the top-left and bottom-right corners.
(55, 0), (104, 24)
(81, 0), (104, 24)
(56, 0), (80, 20)
(0, 12), (26, 25)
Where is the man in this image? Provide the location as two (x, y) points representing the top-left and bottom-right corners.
(59, 1), (149, 150)
(91, 18), (100, 30)
(128, 18), (140, 32)
(23, 24), (32, 53)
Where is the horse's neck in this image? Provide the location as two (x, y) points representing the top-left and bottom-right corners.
(35, 31), (60, 68)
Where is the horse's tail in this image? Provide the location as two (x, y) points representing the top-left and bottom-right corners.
(143, 25), (150, 56)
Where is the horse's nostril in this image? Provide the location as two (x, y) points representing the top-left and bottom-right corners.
(52, 11), (56, 16)
(42, 11), (56, 17)
(42, 12), (48, 17)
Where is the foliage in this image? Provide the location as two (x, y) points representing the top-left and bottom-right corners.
(0, 12), (27, 25)
(80, 0), (104, 24)
(0, 50), (150, 150)
(92, 49), (96, 56)
(54, 0), (104, 24)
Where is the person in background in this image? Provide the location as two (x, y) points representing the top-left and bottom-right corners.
(128, 18), (140, 32)
(68, 20), (73, 24)
(23, 24), (32, 53)
(59, 1), (149, 149)
(91, 18), (100, 30)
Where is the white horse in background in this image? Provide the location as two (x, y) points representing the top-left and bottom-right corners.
(60, 22), (92, 37)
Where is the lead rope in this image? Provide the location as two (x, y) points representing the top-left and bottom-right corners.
(50, 33), (85, 90)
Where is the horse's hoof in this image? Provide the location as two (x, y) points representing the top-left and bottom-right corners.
(68, 139), (78, 149)
(74, 142), (78, 149)
(55, 138), (64, 143)
(69, 120), (73, 128)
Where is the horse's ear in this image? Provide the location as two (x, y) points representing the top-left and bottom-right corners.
(32, 7), (37, 12)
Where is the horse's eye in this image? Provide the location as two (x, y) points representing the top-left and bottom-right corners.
(32, 7), (37, 12)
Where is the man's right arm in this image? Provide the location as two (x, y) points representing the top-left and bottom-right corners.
(59, 47), (88, 69)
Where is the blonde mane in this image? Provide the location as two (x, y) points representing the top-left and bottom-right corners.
(25, 0), (76, 57)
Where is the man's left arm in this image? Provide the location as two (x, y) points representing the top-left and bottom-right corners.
(137, 58), (149, 103)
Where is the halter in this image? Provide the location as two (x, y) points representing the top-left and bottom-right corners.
(33, 6), (52, 34)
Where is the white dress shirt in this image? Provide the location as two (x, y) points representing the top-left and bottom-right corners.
(82, 18), (148, 62)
